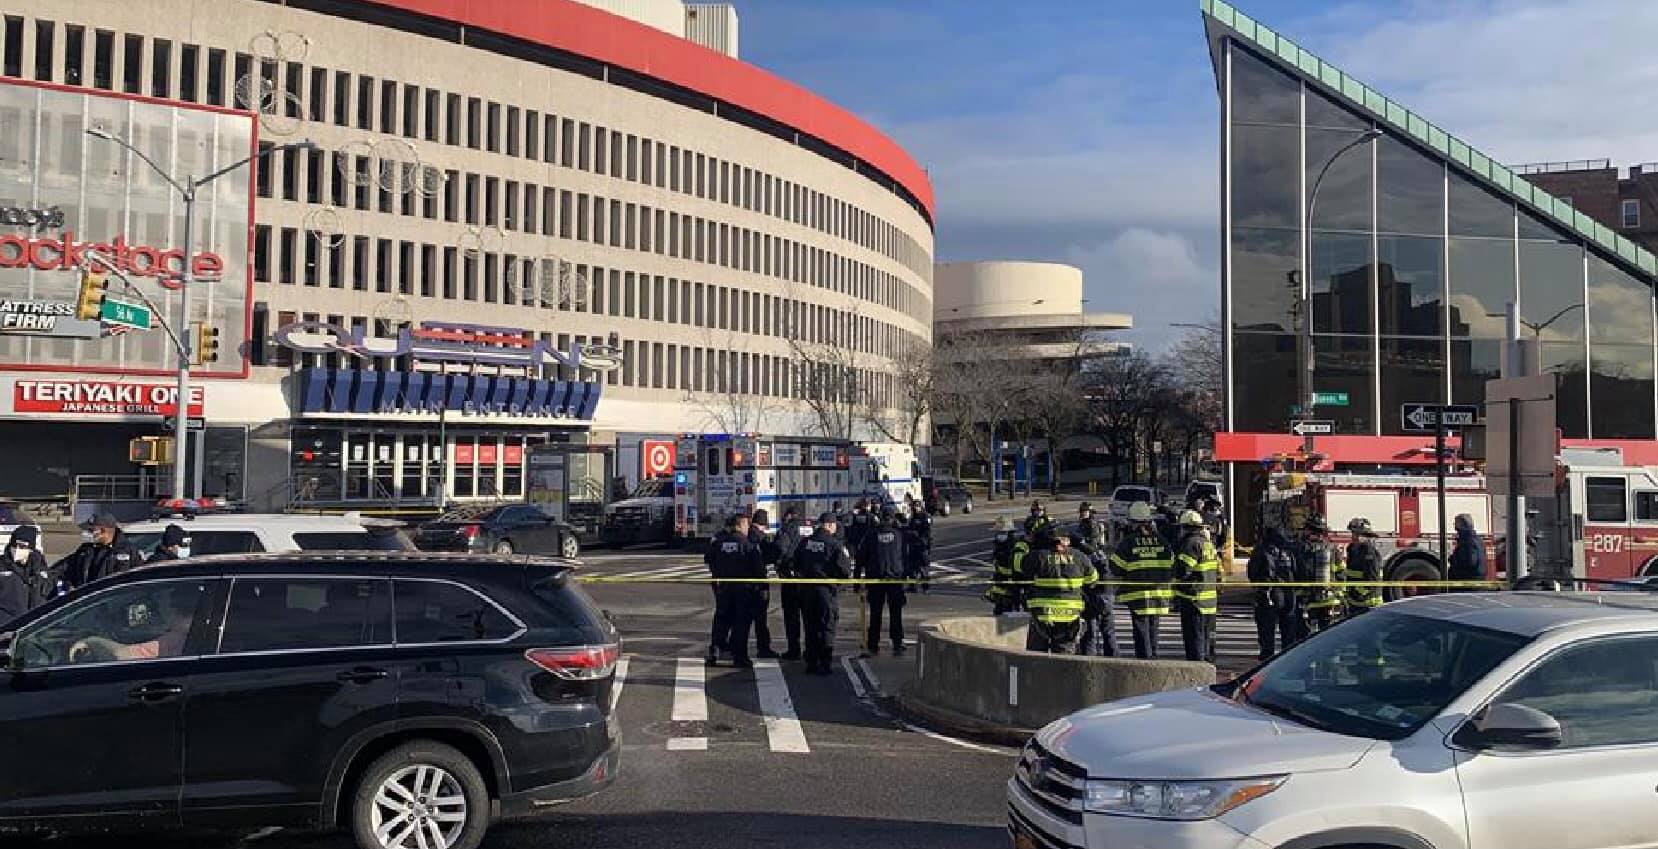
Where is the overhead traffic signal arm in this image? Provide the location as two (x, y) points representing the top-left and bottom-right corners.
(75, 268), (109, 320)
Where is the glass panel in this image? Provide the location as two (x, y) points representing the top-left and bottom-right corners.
(1381, 338), (1446, 434)
(1305, 88), (1369, 131)
(1232, 124), (1299, 229)
(1448, 171), (1514, 237)
(1592, 345), (1655, 439)
(1585, 477), (1629, 523)
(1451, 338), (1504, 406)
(1588, 255), (1653, 346)
(1312, 335), (1376, 434)
(1307, 128), (1373, 232)
(1518, 207), (1572, 242)
(15, 580), (212, 667)
(1232, 332), (1298, 432)
(394, 580), (518, 643)
(1378, 236), (1443, 337)
(1542, 341), (1589, 438)
(1311, 232), (1372, 334)
(1497, 637), (1658, 749)
(220, 578), (391, 652)
(1518, 240), (1584, 341)
(1448, 237), (1516, 338)
(1377, 135), (1443, 236)
(1229, 45), (1300, 125)
(1231, 226), (1299, 333)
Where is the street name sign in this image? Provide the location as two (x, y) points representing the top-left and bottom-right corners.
(1401, 403), (1478, 432)
(1313, 391), (1349, 407)
(99, 297), (152, 330)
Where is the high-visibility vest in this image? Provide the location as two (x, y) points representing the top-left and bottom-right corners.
(1025, 549), (1095, 625)
(986, 537), (1027, 601)
(1173, 533), (1220, 616)
(1109, 529), (1175, 616)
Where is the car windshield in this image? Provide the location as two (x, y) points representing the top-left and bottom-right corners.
(435, 504), (505, 523)
(1114, 488), (1153, 503)
(1235, 610), (1529, 740)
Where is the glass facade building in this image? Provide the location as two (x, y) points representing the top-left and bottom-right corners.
(1207, 0), (1658, 442)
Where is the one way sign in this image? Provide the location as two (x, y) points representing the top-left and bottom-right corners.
(1401, 403), (1478, 432)
(1290, 419), (1335, 436)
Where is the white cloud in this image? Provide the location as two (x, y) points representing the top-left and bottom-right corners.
(1064, 229), (1218, 346)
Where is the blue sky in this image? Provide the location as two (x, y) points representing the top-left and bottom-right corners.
(740, 0), (1658, 350)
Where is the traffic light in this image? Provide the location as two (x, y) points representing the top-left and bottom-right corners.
(193, 322), (221, 365)
(74, 268), (108, 320)
(129, 436), (176, 465)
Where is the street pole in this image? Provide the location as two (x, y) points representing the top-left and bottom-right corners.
(1435, 413), (1448, 567)
(1301, 129), (1382, 425)
(1506, 301), (1529, 586)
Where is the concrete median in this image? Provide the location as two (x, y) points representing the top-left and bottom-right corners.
(898, 615), (1215, 744)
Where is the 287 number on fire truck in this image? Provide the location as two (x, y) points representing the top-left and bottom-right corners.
(1588, 533), (1626, 554)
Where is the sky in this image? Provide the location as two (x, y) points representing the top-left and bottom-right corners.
(739, 0), (1658, 351)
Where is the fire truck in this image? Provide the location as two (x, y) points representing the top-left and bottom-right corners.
(1531, 447), (1658, 584)
(1261, 471), (1498, 599)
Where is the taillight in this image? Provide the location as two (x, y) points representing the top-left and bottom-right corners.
(461, 524), (481, 540)
(525, 645), (620, 680)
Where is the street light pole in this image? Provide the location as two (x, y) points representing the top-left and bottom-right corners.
(1301, 128), (1382, 428)
(85, 129), (314, 500)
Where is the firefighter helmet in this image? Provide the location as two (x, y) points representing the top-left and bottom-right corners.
(1128, 501), (1156, 523)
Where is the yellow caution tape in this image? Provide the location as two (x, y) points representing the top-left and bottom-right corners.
(575, 575), (1505, 589)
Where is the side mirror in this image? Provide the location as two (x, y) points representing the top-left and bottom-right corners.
(1461, 703), (1563, 750)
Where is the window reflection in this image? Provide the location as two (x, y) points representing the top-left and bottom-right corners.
(1378, 236), (1443, 337)
(1311, 232), (1372, 334)
(1448, 238), (1515, 339)
(1231, 226), (1299, 333)
(1518, 240), (1584, 341)
(1541, 342), (1589, 438)
(1588, 255), (1653, 347)
(1377, 136), (1444, 236)
(1449, 172), (1514, 237)
(1312, 335), (1375, 434)
(1307, 128), (1373, 233)
(1229, 46), (1300, 125)
(1451, 339), (1504, 407)
(1232, 332), (1298, 433)
(1591, 344), (1655, 439)
(1381, 338), (1446, 435)
(1232, 124), (1299, 229)
(1305, 89), (1369, 131)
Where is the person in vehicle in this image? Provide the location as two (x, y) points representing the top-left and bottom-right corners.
(0, 525), (53, 622)
(68, 590), (194, 662)
(146, 524), (191, 564)
(55, 513), (143, 590)
(1447, 513), (1487, 590)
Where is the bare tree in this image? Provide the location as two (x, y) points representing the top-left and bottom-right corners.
(868, 336), (936, 445)
(1024, 370), (1089, 493)
(1082, 351), (1168, 487)
(681, 328), (784, 434)
(1162, 319), (1223, 481)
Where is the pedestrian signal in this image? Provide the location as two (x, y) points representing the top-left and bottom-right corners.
(75, 268), (109, 320)
(194, 322), (221, 365)
(129, 436), (176, 465)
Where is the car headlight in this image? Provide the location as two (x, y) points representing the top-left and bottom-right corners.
(1083, 776), (1286, 820)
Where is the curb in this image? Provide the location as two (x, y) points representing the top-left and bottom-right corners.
(895, 682), (1036, 748)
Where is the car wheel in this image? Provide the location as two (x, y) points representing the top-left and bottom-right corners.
(1642, 557), (1658, 578)
(962, 499), (973, 515)
(350, 741), (489, 849)
(561, 533), (581, 559)
(940, 503), (951, 517)
(492, 539), (514, 555)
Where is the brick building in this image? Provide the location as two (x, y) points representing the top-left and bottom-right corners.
(1521, 159), (1658, 255)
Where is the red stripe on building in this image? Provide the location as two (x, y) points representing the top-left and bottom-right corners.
(365, 0), (935, 220)
(1218, 431), (1658, 468)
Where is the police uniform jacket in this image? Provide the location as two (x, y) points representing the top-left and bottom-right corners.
(56, 531), (144, 589)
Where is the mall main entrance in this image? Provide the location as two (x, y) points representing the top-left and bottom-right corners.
(288, 423), (579, 510)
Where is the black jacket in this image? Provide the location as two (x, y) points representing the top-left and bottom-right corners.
(55, 531), (144, 589)
(792, 530), (853, 589)
(1247, 530), (1299, 608)
(846, 511), (876, 554)
(855, 522), (907, 580)
(0, 547), (52, 624)
(776, 518), (806, 577)
(704, 529), (764, 583)
(1448, 529), (1487, 581)
(747, 526), (779, 567)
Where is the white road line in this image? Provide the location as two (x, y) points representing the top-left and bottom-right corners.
(666, 737), (708, 751)
(603, 565), (707, 580)
(855, 657), (883, 697)
(610, 654), (631, 712)
(753, 659), (810, 754)
(840, 655), (869, 700)
(899, 721), (1015, 756)
(672, 656), (707, 721)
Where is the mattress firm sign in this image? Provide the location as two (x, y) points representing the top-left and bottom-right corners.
(13, 380), (205, 417)
(0, 78), (253, 376)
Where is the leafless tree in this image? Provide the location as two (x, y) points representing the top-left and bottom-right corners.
(681, 328), (784, 434)
(867, 336), (936, 445)
(1082, 350), (1169, 487)
(1023, 370), (1089, 493)
(1161, 319), (1223, 481)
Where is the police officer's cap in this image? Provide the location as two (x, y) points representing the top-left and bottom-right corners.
(817, 512), (838, 525)
(725, 514), (742, 528)
(880, 505), (896, 519)
(84, 512), (121, 530)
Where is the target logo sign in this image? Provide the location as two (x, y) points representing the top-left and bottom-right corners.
(642, 439), (676, 478)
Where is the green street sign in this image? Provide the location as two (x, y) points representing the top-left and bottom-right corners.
(1313, 391), (1349, 407)
(100, 298), (152, 330)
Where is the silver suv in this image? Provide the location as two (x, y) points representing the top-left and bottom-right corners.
(1010, 593), (1658, 849)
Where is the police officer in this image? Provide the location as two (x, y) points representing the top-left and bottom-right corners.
(1025, 530), (1096, 653)
(792, 513), (854, 675)
(1448, 513), (1486, 591)
(1248, 526), (1300, 660)
(985, 517), (1027, 614)
(55, 512), (143, 590)
(1071, 529), (1118, 657)
(704, 514), (764, 668)
(1298, 516), (1342, 634)
(147, 524), (192, 564)
(855, 507), (908, 656)
(746, 509), (781, 659)
(775, 508), (808, 661)
(1109, 502), (1175, 659)
(1024, 501), (1056, 537)
(1344, 517), (1384, 614)
(0, 525), (52, 622)
(1172, 510), (1220, 662)
(846, 499), (876, 555)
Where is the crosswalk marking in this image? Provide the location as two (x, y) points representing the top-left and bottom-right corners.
(610, 654), (631, 712)
(753, 659), (810, 753)
(666, 737), (708, 751)
(672, 656), (707, 721)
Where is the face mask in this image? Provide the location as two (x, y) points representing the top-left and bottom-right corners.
(10, 547), (28, 563)
(175, 546), (191, 559)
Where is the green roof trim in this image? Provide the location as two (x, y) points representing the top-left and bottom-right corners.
(1203, 0), (1658, 282)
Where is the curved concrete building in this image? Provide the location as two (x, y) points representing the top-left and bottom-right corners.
(935, 261), (1129, 362)
(0, 0), (935, 509)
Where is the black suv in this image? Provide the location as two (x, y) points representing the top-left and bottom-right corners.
(0, 553), (620, 849)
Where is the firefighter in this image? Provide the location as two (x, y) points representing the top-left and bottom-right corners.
(1077, 503), (1109, 551)
(1344, 517), (1385, 614)
(1172, 510), (1220, 662)
(1298, 515), (1343, 635)
(1024, 530), (1096, 654)
(1072, 529), (1117, 657)
(1201, 497), (1229, 550)
(1248, 526), (1300, 661)
(791, 513), (854, 675)
(985, 517), (1027, 614)
(1024, 501), (1056, 537)
(1109, 501), (1175, 659)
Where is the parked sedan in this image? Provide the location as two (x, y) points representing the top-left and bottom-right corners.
(414, 503), (581, 559)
